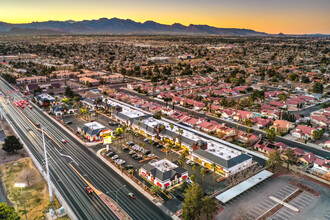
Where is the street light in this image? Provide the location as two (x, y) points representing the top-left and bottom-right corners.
(107, 184), (126, 206)
(14, 183), (27, 220)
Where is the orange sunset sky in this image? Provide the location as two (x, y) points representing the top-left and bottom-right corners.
(1, 0), (329, 34)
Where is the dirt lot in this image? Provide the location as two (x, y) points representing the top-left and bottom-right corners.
(0, 157), (63, 219)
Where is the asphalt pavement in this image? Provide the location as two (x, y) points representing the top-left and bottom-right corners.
(0, 77), (171, 220)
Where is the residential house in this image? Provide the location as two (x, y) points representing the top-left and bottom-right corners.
(270, 120), (294, 133)
(291, 125), (316, 140)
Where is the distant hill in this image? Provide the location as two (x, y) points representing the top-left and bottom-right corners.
(0, 18), (269, 36)
(1, 28), (66, 35)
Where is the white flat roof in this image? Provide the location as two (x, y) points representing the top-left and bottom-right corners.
(84, 122), (105, 130)
(216, 170), (273, 203)
(150, 159), (178, 172)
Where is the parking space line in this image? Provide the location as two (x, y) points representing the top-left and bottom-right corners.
(263, 200), (276, 206)
(292, 200), (307, 207)
(249, 209), (260, 217)
(254, 205), (265, 212)
(281, 208), (295, 216)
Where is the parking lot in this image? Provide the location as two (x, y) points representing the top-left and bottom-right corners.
(216, 175), (330, 220)
(101, 132), (229, 213)
(272, 191), (316, 220)
(245, 184), (298, 219)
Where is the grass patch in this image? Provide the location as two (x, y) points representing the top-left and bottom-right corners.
(0, 157), (63, 219)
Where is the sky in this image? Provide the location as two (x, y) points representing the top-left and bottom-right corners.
(0, 0), (329, 34)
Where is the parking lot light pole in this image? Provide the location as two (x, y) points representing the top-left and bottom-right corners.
(14, 183), (27, 220)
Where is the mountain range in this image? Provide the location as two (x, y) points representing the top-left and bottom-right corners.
(0, 17), (269, 36)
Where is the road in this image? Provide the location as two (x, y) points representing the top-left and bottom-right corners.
(123, 89), (330, 159)
(0, 77), (171, 220)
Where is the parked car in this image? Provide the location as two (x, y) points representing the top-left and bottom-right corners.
(204, 168), (210, 173)
(124, 165), (133, 170)
(144, 138), (150, 142)
(128, 150), (135, 155)
(126, 141), (135, 146)
(186, 160), (195, 166)
(131, 153), (138, 158)
(157, 144), (163, 148)
(153, 142), (159, 147)
(123, 147), (130, 151)
(111, 155), (119, 160)
(65, 121), (72, 125)
(106, 152), (115, 157)
(136, 155), (142, 160)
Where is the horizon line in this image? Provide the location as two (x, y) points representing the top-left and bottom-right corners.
(1, 17), (330, 35)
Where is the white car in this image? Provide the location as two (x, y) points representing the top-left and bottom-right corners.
(186, 160), (195, 165)
(111, 155), (119, 160)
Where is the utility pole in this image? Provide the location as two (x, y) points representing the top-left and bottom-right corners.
(42, 128), (53, 203)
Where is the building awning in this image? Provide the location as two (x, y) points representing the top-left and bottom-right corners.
(215, 170), (273, 203)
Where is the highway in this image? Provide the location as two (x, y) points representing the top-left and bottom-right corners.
(123, 89), (330, 159)
(0, 77), (171, 220)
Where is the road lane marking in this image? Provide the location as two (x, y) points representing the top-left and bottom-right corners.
(69, 163), (102, 196)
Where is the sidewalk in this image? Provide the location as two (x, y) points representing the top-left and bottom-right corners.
(96, 148), (179, 219)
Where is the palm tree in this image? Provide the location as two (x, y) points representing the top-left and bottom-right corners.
(142, 143), (146, 156)
(200, 168), (206, 190)
(167, 143), (173, 161)
(284, 148), (297, 170)
(150, 139), (154, 156)
(179, 152), (186, 168)
(170, 123), (174, 143)
(211, 163), (217, 193)
(178, 128), (183, 149)
(192, 164), (197, 175)
(138, 117), (142, 134)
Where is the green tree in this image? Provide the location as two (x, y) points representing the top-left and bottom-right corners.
(2, 136), (23, 154)
(266, 128), (276, 143)
(202, 197), (218, 220)
(150, 185), (161, 196)
(312, 129), (325, 140)
(278, 93), (287, 101)
(0, 202), (20, 220)
(190, 175), (196, 182)
(267, 151), (282, 172)
(182, 183), (204, 220)
(284, 148), (297, 170)
(312, 82), (324, 94)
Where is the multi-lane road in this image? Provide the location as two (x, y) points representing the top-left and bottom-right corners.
(0, 77), (170, 220)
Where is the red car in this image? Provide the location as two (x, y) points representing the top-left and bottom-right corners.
(204, 168), (210, 173)
(86, 186), (93, 194)
(61, 139), (67, 143)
